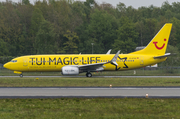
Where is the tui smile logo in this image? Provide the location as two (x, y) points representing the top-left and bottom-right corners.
(153, 39), (166, 50)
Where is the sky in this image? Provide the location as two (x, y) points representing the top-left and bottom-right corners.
(0, 0), (180, 9)
(92, 0), (180, 8)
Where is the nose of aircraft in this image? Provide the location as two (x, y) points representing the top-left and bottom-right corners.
(3, 62), (11, 69)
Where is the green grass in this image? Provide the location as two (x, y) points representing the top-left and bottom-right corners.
(0, 69), (180, 119)
(0, 98), (179, 119)
(0, 77), (180, 87)
(1, 68), (180, 119)
(1, 68), (180, 76)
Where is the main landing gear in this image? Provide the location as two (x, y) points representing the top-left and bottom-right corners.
(20, 74), (23, 78)
(86, 72), (92, 77)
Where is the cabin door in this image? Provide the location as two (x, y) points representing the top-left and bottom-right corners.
(23, 57), (28, 66)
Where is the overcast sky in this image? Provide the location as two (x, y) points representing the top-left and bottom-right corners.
(0, 0), (180, 9)
(92, 0), (180, 8)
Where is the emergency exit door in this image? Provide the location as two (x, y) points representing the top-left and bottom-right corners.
(140, 56), (144, 65)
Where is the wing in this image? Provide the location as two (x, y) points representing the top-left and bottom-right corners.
(78, 50), (120, 72)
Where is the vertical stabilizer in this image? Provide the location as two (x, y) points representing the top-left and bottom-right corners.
(131, 23), (172, 55)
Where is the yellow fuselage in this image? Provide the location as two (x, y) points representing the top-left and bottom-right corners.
(4, 54), (166, 72)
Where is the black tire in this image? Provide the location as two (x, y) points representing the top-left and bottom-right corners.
(20, 74), (23, 78)
(86, 72), (92, 77)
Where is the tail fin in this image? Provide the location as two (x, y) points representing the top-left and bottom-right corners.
(131, 23), (172, 55)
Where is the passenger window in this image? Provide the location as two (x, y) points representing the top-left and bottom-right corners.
(11, 60), (17, 63)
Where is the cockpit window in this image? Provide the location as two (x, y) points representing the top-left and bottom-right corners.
(11, 60), (17, 63)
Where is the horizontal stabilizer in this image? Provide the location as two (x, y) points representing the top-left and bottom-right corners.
(153, 53), (171, 59)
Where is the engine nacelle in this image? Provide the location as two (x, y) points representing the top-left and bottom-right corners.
(61, 66), (79, 75)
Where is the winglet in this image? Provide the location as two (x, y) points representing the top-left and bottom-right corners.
(109, 50), (120, 66)
(106, 49), (112, 54)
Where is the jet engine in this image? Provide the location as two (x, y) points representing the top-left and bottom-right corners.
(61, 66), (79, 75)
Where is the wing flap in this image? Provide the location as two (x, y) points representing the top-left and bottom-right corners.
(78, 62), (107, 71)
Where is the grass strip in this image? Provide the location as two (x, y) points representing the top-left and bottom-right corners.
(1, 68), (180, 76)
(0, 98), (179, 119)
(0, 77), (180, 87)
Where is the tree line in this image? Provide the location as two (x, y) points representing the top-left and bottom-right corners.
(0, 0), (180, 65)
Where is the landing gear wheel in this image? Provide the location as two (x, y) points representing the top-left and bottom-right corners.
(20, 74), (23, 78)
(86, 72), (92, 77)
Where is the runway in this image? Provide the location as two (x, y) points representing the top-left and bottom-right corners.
(0, 87), (180, 98)
(0, 76), (180, 98)
(1, 76), (180, 78)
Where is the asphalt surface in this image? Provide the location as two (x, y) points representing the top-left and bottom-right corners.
(0, 87), (180, 98)
(0, 75), (180, 98)
(0, 76), (180, 78)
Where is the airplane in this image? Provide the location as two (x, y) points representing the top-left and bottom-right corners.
(3, 23), (172, 77)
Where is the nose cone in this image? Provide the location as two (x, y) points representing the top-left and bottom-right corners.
(3, 62), (11, 70)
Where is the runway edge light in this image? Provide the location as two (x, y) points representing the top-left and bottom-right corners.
(109, 84), (112, 88)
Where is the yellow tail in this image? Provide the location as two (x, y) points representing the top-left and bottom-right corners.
(131, 23), (172, 55)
